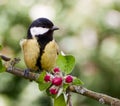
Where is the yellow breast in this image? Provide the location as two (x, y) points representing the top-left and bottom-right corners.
(20, 38), (40, 71)
(41, 40), (58, 71)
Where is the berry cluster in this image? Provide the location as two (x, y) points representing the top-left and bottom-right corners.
(44, 67), (73, 95)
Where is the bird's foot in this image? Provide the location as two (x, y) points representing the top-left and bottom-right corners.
(24, 68), (31, 77)
(37, 69), (43, 74)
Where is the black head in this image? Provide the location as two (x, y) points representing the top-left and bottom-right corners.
(27, 18), (59, 39)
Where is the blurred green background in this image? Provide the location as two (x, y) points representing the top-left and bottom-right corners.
(0, 0), (120, 106)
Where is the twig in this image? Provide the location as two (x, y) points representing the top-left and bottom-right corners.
(0, 54), (39, 81)
(7, 67), (39, 81)
(69, 86), (120, 106)
(66, 91), (72, 106)
(1, 55), (120, 106)
(0, 54), (11, 61)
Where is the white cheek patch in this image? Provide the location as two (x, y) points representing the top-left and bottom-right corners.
(30, 27), (49, 37)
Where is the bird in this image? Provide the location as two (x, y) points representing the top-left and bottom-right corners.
(20, 18), (59, 74)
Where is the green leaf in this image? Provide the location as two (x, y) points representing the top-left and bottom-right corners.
(56, 54), (75, 74)
(54, 94), (66, 106)
(63, 84), (69, 91)
(37, 71), (46, 82)
(0, 58), (6, 73)
(38, 82), (51, 91)
(72, 77), (84, 85)
(37, 71), (51, 91)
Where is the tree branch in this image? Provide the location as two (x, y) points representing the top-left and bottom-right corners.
(1, 55), (120, 106)
(7, 67), (39, 81)
(69, 86), (120, 106)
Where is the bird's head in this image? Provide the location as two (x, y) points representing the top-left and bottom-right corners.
(27, 18), (59, 39)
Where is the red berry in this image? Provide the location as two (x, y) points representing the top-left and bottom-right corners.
(49, 87), (58, 95)
(65, 75), (73, 83)
(52, 77), (63, 86)
(53, 67), (60, 73)
(44, 74), (51, 82)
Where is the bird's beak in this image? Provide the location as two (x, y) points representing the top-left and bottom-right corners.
(51, 26), (59, 31)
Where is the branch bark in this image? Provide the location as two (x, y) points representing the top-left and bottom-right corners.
(69, 86), (120, 106)
(1, 55), (120, 106)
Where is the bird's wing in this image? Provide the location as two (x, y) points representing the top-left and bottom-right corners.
(20, 38), (40, 71)
(41, 40), (59, 71)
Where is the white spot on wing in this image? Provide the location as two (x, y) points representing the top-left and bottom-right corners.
(30, 27), (49, 37)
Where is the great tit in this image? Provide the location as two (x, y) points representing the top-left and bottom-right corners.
(20, 18), (59, 73)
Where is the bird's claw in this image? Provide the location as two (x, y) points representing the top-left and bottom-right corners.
(24, 69), (30, 77)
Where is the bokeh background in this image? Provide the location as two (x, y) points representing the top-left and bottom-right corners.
(0, 0), (120, 106)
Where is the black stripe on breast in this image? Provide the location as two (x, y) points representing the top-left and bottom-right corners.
(36, 32), (53, 70)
